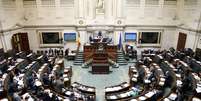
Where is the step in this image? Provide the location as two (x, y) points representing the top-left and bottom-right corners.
(74, 62), (83, 64)
(117, 60), (126, 62)
(117, 62), (127, 63)
(77, 55), (83, 57)
(76, 57), (84, 59)
(74, 63), (83, 65)
(75, 58), (84, 61)
(74, 60), (84, 62)
(117, 59), (126, 61)
(118, 54), (124, 56)
(118, 63), (128, 65)
(118, 57), (125, 59)
(74, 61), (83, 63)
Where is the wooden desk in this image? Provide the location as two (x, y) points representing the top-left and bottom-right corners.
(72, 82), (96, 95)
(84, 43), (117, 62)
(105, 82), (130, 94)
(92, 63), (109, 74)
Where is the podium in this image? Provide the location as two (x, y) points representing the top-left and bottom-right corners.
(92, 52), (109, 74)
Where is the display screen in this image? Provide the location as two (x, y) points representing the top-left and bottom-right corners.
(64, 33), (76, 41)
(141, 32), (160, 44)
(125, 33), (137, 42)
(42, 32), (60, 44)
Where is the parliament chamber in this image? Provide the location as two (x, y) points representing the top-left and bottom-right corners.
(1, 0), (201, 100)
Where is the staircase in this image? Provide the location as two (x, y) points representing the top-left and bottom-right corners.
(74, 51), (84, 65)
(117, 51), (127, 65)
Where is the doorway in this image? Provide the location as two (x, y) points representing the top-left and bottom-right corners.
(177, 32), (187, 51)
(12, 33), (30, 52)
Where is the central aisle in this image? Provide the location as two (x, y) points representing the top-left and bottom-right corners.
(65, 59), (131, 101)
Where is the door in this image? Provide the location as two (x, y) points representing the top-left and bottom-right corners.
(177, 32), (187, 51)
(12, 33), (30, 52)
(20, 33), (30, 52)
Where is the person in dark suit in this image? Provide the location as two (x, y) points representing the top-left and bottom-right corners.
(177, 69), (196, 101)
(65, 48), (69, 57)
(163, 71), (174, 97)
(98, 31), (102, 37)
(137, 66), (146, 84)
(89, 35), (93, 43)
(164, 71), (174, 88)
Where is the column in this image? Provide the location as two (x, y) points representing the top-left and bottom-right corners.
(36, 0), (43, 18)
(158, 0), (164, 18)
(105, 0), (113, 19)
(116, 0), (123, 18)
(55, 0), (62, 18)
(194, 0), (201, 50)
(176, 0), (184, 20)
(74, 0), (79, 18)
(112, 0), (117, 18)
(87, 0), (95, 19)
(78, 0), (84, 18)
(83, 0), (88, 19)
(77, 27), (87, 50)
(15, 0), (24, 21)
(114, 27), (124, 45)
(0, 0), (4, 21)
(0, 1), (6, 51)
(140, 0), (146, 18)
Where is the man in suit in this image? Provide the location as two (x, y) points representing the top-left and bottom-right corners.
(163, 71), (174, 97)
(137, 66), (146, 84)
(89, 35), (93, 43)
(177, 69), (196, 101)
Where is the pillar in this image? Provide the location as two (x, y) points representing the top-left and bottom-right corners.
(158, 0), (164, 18)
(36, 0), (43, 18)
(55, 0), (62, 18)
(140, 0), (146, 18)
(77, 27), (87, 50)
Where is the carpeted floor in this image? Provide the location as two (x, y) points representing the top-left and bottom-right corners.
(64, 59), (135, 101)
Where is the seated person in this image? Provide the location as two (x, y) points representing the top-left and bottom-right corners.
(49, 48), (54, 56)
(177, 69), (196, 101)
(107, 38), (112, 43)
(137, 66), (146, 84)
(42, 73), (50, 85)
(12, 93), (21, 101)
(65, 48), (69, 57)
(163, 71), (174, 97)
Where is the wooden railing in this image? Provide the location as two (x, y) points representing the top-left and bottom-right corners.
(84, 53), (94, 62)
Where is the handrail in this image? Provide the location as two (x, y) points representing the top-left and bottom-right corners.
(84, 53), (94, 62)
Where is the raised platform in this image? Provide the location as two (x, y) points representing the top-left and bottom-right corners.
(92, 63), (110, 74)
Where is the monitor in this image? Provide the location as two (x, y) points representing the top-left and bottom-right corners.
(141, 32), (160, 44)
(42, 32), (60, 44)
(64, 33), (76, 41)
(125, 33), (137, 42)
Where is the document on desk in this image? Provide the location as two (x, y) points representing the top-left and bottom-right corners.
(196, 84), (201, 93)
